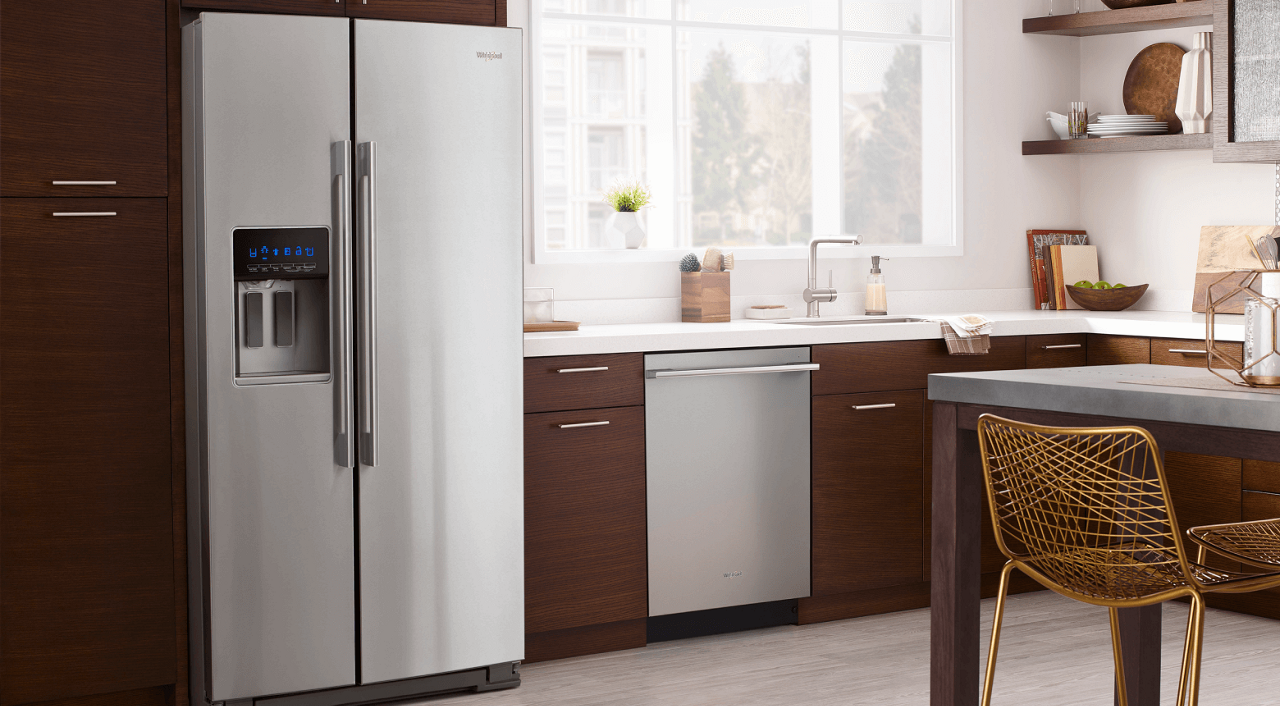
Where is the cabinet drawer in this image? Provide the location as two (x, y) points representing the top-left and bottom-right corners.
(812, 390), (924, 595)
(1243, 491), (1280, 522)
(1087, 335), (1150, 366)
(181, 0), (348, 15)
(812, 337), (1025, 395)
(524, 353), (644, 414)
(1026, 334), (1086, 369)
(1244, 460), (1280, 495)
(524, 406), (646, 634)
(1151, 338), (1242, 369)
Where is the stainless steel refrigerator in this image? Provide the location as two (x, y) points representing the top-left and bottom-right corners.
(182, 13), (524, 706)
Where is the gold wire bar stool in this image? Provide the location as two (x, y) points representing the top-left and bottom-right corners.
(1187, 518), (1280, 569)
(976, 414), (1280, 706)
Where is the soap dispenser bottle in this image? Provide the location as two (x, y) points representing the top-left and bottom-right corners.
(866, 256), (888, 316)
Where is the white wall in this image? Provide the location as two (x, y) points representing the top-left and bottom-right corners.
(514, 0), (1276, 323)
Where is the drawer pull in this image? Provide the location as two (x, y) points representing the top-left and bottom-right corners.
(1168, 349), (1207, 355)
(1243, 489), (1280, 499)
(557, 421), (610, 429)
(1040, 344), (1082, 350)
(852, 403), (897, 411)
(52, 212), (117, 217)
(51, 180), (117, 186)
(558, 366), (609, 373)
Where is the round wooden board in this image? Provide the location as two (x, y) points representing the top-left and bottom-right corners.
(1123, 42), (1186, 133)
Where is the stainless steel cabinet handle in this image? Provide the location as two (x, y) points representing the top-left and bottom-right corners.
(646, 363), (819, 379)
(52, 180), (116, 186)
(357, 141), (378, 467)
(1040, 344), (1082, 350)
(1169, 349), (1207, 355)
(52, 212), (116, 217)
(558, 366), (609, 373)
(558, 421), (611, 429)
(332, 141), (354, 468)
(852, 403), (897, 411)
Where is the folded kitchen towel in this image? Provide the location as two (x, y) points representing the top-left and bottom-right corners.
(934, 315), (993, 355)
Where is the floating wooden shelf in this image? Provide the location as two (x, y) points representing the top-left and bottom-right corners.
(1023, 2), (1213, 37)
(1023, 133), (1213, 155)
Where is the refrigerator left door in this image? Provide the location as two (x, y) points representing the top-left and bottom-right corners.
(183, 13), (355, 703)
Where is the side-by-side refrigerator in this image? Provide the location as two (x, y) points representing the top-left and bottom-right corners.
(183, 13), (523, 706)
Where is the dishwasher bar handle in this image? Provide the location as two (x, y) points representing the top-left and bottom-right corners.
(646, 363), (819, 379)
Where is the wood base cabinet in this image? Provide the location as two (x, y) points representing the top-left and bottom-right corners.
(524, 395), (647, 663)
(0, 200), (175, 706)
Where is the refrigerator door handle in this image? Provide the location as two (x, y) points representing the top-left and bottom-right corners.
(333, 140), (354, 468)
(356, 141), (378, 467)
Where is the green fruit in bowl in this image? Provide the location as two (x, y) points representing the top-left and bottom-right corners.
(1113, 283), (1126, 288)
(1094, 281), (1112, 289)
(1073, 280), (1095, 289)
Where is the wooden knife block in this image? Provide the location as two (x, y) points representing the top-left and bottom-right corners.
(681, 272), (730, 323)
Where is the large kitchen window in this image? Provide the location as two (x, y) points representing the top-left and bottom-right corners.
(531, 0), (959, 260)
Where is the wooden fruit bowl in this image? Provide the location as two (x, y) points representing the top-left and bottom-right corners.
(1066, 284), (1149, 311)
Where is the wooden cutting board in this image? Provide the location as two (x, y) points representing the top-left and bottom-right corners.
(1123, 42), (1186, 133)
(1193, 226), (1280, 313)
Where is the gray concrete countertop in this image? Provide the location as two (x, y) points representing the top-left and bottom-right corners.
(524, 310), (1242, 358)
(928, 364), (1280, 433)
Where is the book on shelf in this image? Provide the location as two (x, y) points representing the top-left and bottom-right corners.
(1049, 244), (1099, 310)
(1026, 229), (1088, 309)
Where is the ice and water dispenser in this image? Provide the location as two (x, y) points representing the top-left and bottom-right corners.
(233, 227), (331, 383)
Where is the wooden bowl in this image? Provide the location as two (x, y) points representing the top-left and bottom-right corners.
(1066, 284), (1149, 311)
(1101, 0), (1175, 9)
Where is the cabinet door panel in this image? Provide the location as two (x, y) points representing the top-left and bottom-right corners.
(1244, 459), (1280, 494)
(525, 406), (646, 634)
(1, 1), (167, 197)
(1151, 337), (1242, 369)
(181, 0), (347, 15)
(1164, 451), (1241, 573)
(1087, 335), (1150, 366)
(1, 199), (174, 704)
(813, 391), (924, 595)
(347, 0), (498, 25)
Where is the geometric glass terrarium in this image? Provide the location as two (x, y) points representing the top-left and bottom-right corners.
(1205, 270), (1280, 387)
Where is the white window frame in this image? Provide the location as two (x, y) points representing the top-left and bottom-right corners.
(527, 0), (964, 264)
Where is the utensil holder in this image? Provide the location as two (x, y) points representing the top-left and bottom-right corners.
(681, 272), (730, 323)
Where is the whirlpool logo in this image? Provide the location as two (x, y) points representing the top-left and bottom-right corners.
(477, 51), (503, 61)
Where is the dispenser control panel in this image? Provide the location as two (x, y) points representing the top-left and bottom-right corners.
(233, 227), (330, 280)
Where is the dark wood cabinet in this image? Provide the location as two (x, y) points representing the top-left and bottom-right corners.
(523, 353), (644, 414)
(0, 1), (167, 197)
(1151, 337), (1242, 369)
(524, 405), (647, 663)
(812, 337), (1025, 395)
(1163, 451), (1242, 573)
(181, 0), (347, 15)
(812, 391), (924, 595)
(1086, 334), (1150, 366)
(1025, 334), (1086, 369)
(1, 200), (175, 705)
(346, 0), (502, 25)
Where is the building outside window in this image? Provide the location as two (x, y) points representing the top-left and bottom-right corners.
(533, 0), (957, 258)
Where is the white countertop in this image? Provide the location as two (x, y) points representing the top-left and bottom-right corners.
(523, 310), (1244, 358)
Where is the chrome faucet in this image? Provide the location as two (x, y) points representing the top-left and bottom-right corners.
(803, 236), (862, 317)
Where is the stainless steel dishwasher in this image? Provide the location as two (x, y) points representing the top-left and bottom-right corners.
(644, 347), (814, 617)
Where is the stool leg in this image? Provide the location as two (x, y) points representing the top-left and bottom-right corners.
(981, 561), (1016, 706)
(1109, 607), (1129, 706)
(1177, 593), (1206, 706)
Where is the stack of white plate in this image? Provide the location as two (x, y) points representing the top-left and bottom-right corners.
(1086, 115), (1168, 138)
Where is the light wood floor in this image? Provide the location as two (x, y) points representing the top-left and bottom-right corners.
(420, 592), (1280, 705)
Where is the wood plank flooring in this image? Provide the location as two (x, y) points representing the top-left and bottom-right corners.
(420, 592), (1280, 705)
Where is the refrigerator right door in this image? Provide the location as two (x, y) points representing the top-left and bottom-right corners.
(353, 20), (524, 684)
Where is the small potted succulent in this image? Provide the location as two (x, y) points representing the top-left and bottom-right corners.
(601, 177), (651, 249)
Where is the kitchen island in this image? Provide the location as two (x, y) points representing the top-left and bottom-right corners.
(927, 364), (1280, 706)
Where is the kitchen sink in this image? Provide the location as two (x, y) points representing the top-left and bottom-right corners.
(768, 316), (931, 326)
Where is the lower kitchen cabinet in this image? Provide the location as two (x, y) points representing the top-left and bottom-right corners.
(0, 199), (175, 705)
(1086, 334), (1150, 366)
(524, 405), (647, 663)
(345, 0), (502, 25)
(1025, 334), (1086, 369)
(1162, 452), (1242, 574)
(811, 391), (924, 596)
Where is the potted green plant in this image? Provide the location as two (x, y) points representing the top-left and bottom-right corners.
(601, 177), (651, 249)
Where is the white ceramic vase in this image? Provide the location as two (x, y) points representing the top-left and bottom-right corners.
(604, 210), (646, 249)
(1175, 31), (1213, 134)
